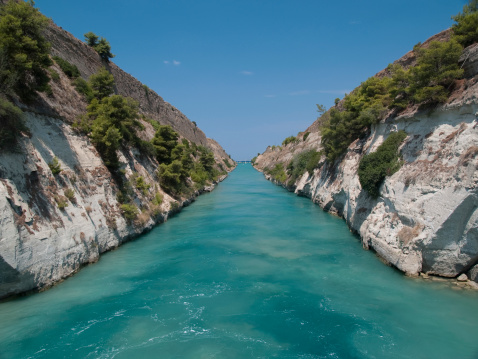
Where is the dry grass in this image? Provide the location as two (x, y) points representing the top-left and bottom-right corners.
(442, 122), (467, 144)
(398, 223), (423, 246)
(134, 211), (150, 227)
(458, 146), (478, 167)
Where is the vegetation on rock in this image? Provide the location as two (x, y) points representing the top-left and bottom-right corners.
(53, 56), (80, 79)
(452, 0), (478, 47)
(320, 35), (464, 162)
(0, 0), (51, 100)
(48, 157), (62, 175)
(0, 0), (50, 149)
(282, 136), (299, 146)
(264, 163), (287, 183)
(84, 32), (114, 61)
(358, 131), (407, 198)
(287, 149), (322, 186)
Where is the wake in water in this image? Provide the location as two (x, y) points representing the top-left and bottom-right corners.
(1, 165), (477, 359)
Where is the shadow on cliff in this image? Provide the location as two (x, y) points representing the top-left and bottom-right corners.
(0, 256), (36, 301)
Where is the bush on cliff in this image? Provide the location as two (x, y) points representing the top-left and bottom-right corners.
(152, 125), (179, 165)
(282, 136), (299, 146)
(88, 95), (143, 168)
(287, 149), (322, 186)
(84, 32), (115, 61)
(320, 37), (464, 162)
(358, 131), (407, 198)
(89, 67), (114, 101)
(0, 97), (25, 150)
(0, 0), (52, 101)
(452, 0), (478, 47)
(321, 76), (391, 161)
(53, 56), (80, 79)
(265, 163), (287, 183)
(0, 0), (52, 149)
(120, 203), (138, 223)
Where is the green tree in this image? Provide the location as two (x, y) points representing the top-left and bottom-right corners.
(316, 104), (327, 115)
(88, 95), (141, 168)
(88, 67), (114, 100)
(0, 97), (25, 149)
(95, 38), (114, 61)
(53, 56), (80, 78)
(0, 0), (52, 100)
(158, 160), (183, 194)
(409, 40), (464, 104)
(84, 32), (99, 47)
(151, 125), (179, 164)
(452, 0), (478, 47)
(84, 32), (115, 61)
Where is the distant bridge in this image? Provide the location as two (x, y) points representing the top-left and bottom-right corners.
(236, 160), (251, 164)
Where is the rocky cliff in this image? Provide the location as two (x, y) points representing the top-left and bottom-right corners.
(0, 16), (235, 299)
(254, 37), (478, 287)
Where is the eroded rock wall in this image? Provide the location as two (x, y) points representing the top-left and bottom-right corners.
(0, 16), (235, 299)
(254, 43), (478, 285)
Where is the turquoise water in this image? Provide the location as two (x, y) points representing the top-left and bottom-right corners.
(1, 164), (478, 359)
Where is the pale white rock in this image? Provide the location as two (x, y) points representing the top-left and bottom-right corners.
(254, 44), (478, 284)
(0, 113), (232, 299)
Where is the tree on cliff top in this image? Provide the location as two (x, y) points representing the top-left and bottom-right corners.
(84, 32), (115, 61)
(0, 0), (52, 100)
(452, 0), (478, 47)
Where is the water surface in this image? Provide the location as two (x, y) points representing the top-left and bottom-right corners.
(1, 164), (477, 358)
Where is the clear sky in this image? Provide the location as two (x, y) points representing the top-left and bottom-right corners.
(35, 0), (466, 160)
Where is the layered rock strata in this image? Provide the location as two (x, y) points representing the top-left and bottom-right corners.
(0, 18), (234, 299)
(254, 41), (478, 285)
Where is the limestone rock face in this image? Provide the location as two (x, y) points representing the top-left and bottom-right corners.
(254, 39), (478, 284)
(0, 17), (234, 299)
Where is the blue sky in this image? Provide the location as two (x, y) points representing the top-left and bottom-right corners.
(35, 0), (466, 160)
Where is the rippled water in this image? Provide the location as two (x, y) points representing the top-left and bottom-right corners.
(1, 164), (478, 359)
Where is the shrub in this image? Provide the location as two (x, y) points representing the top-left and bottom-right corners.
(266, 163), (287, 183)
(287, 149), (321, 185)
(73, 77), (93, 99)
(64, 188), (76, 203)
(358, 131), (407, 198)
(223, 158), (232, 168)
(135, 176), (150, 195)
(89, 67), (114, 101)
(0, 0), (52, 100)
(88, 95), (141, 168)
(84, 32), (115, 61)
(0, 98), (25, 150)
(152, 192), (163, 206)
(151, 125), (179, 164)
(48, 157), (62, 175)
(53, 56), (80, 79)
(282, 136), (298, 146)
(158, 160), (182, 194)
(120, 203), (138, 222)
(452, 0), (478, 47)
(303, 132), (310, 141)
(55, 196), (68, 210)
(49, 68), (60, 82)
(321, 76), (391, 161)
(321, 37), (464, 162)
(408, 40), (464, 104)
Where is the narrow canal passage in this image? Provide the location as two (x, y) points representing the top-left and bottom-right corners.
(1, 164), (477, 359)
